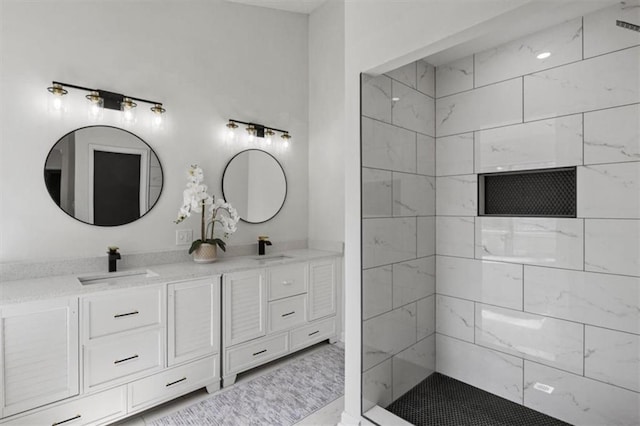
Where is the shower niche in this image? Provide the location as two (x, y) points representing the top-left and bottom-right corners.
(478, 167), (577, 217)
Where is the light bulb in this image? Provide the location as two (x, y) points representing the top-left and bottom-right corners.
(150, 104), (165, 130)
(265, 129), (275, 146)
(152, 113), (163, 129)
(537, 52), (551, 59)
(86, 91), (104, 120)
(225, 120), (238, 143)
(246, 124), (256, 144)
(121, 97), (137, 125)
(47, 83), (68, 114)
(281, 132), (291, 149)
(52, 97), (63, 111)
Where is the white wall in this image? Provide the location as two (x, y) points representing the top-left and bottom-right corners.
(308, 0), (345, 251)
(0, 0), (309, 262)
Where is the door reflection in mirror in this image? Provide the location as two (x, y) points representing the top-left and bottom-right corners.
(44, 126), (163, 226)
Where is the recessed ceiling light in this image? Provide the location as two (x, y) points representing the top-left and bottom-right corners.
(536, 52), (551, 59)
(392, 97), (400, 102)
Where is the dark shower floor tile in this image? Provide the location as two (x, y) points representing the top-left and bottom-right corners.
(386, 373), (571, 426)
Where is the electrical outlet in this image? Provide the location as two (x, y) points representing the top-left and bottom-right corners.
(176, 229), (193, 246)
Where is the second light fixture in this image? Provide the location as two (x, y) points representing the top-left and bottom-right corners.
(226, 119), (291, 147)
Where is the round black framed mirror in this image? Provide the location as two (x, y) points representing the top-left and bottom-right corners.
(44, 125), (163, 226)
(222, 149), (287, 224)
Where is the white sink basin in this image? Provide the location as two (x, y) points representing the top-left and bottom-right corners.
(252, 255), (293, 263)
(78, 269), (159, 285)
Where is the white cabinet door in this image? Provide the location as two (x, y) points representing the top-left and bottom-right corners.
(0, 298), (79, 418)
(168, 277), (220, 366)
(308, 259), (337, 321)
(223, 269), (266, 347)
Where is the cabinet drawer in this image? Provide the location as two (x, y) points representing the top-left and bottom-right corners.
(290, 317), (336, 351)
(267, 263), (307, 301)
(128, 356), (218, 413)
(268, 294), (307, 334)
(2, 386), (126, 426)
(83, 286), (163, 340)
(224, 333), (289, 375)
(84, 329), (163, 390)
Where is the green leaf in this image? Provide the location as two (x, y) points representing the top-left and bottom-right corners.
(202, 238), (227, 252)
(214, 238), (227, 252)
(188, 239), (204, 254)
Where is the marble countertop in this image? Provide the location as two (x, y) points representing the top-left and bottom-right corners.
(0, 249), (341, 305)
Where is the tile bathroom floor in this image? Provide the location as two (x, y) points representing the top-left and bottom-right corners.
(115, 342), (345, 426)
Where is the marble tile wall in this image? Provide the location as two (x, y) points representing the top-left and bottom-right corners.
(361, 60), (436, 408)
(431, 3), (640, 425)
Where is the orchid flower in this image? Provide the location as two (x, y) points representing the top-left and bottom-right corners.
(175, 164), (239, 253)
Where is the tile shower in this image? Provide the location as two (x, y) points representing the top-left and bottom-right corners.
(361, 2), (640, 425)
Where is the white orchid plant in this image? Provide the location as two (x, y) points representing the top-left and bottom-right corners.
(175, 165), (239, 254)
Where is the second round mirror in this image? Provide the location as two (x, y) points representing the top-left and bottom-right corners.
(222, 149), (286, 224)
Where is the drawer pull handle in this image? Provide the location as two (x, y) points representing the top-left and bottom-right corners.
(282, 280), (293, 285)
(282, 311), (295, 317)
(308, 330), (320, 336)
(114, 310), (139, 318)
(52, 414), (81, 426)
(166, 377), (187, 387)
(253, 349), (267, 356)
(114, 354), (139, 364)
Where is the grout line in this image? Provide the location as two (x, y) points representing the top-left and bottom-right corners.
(521, 76), (525, 123)
(582, 112), (585, 165)
(361, 255), (436, 272)
(473, 302), (476, 344)
(583, 43), (640, 61)
(583, 324), (586, 377)
(581, 16), (585, 60)
(522, 350), (525, 405)
(385, 71), (435, 100)
(363, 115), (436, 138)
(390, 79), (395, 125)
(521, 264), (525, 311)
(524, 357), (640, 394)
(583, 218), (586, 272)
(437, 248), (640, 278)
(472, 54), (476, 89)
(430, 101), (640, 140)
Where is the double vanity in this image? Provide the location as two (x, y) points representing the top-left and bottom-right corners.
(0, 249), (341, 425)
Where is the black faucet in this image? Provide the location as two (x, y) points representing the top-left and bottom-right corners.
(107, 246), (121, 272)
(258, 236), (272, 255)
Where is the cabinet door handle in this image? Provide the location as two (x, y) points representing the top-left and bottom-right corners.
(308, 330), (320, 336)
(281, 311), (295, 317)
(253, 349), (267, 356)
(282, 280), (293, 286)
(114, 354), (139, 364)
(52, 414), (81, 426)
(114, 310), (139, 318)
(166, 377), (187, 387)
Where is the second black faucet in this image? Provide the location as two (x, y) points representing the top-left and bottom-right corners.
(258, 236), (272, 255)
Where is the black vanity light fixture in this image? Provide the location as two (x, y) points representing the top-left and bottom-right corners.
(226, 119), (291, 148)
(47, 81), (166, 127)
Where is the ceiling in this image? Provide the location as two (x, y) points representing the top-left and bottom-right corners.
(225, 0), (327, 14)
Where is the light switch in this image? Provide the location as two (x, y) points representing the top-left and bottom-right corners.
(176, 229), (193, 245)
